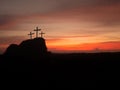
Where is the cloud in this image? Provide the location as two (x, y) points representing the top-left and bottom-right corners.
(0, 14), (20, 30)
(46, 34), (94, 38)
(0, 0), (120, 15)
(56, 0), (120, 12)
(0, 15), (13, 27)
(0, 0), (120, 28)
(46, 38), (64, 43)
(0, 0), (65, 15)
(0, 15), (12, 25)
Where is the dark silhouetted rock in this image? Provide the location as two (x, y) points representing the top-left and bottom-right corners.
(4, 44), (19, 56)
(4, 38), (48, 57)
(19, 38), (48, 55)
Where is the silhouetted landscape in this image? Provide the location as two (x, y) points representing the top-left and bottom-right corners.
(0, 37), (120, 88)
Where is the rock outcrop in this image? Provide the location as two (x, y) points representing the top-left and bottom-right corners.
(4, 38), (48, 57)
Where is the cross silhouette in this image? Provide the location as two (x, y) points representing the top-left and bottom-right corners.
(39, 31), (45, 38)
(28, 32), (34, 39)
(34, 27), (41, 38)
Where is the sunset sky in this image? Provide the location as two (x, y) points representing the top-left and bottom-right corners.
(0, 0), (120, 53)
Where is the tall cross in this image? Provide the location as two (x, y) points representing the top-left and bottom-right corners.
(39, 31), (45, 38)
(28, 32), (34, 39)
(34, 27), (41, 38)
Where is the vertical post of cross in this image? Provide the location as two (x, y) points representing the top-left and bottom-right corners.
(39, 31), (45, 38)
(34, 27), (41, 38)
(28, 32), (34, 39)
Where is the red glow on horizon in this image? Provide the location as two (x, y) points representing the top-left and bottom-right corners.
(46, 41), (120, 52)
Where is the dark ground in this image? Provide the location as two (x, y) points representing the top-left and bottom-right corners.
(0, 52), (120, 88)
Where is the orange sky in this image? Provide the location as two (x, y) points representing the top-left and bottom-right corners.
(0, 0), (120, 53)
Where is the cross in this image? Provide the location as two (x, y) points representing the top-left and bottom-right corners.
(28, 32), (34, 39)
(39, 31), (45, 38)
(34, 27), (41, 38)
